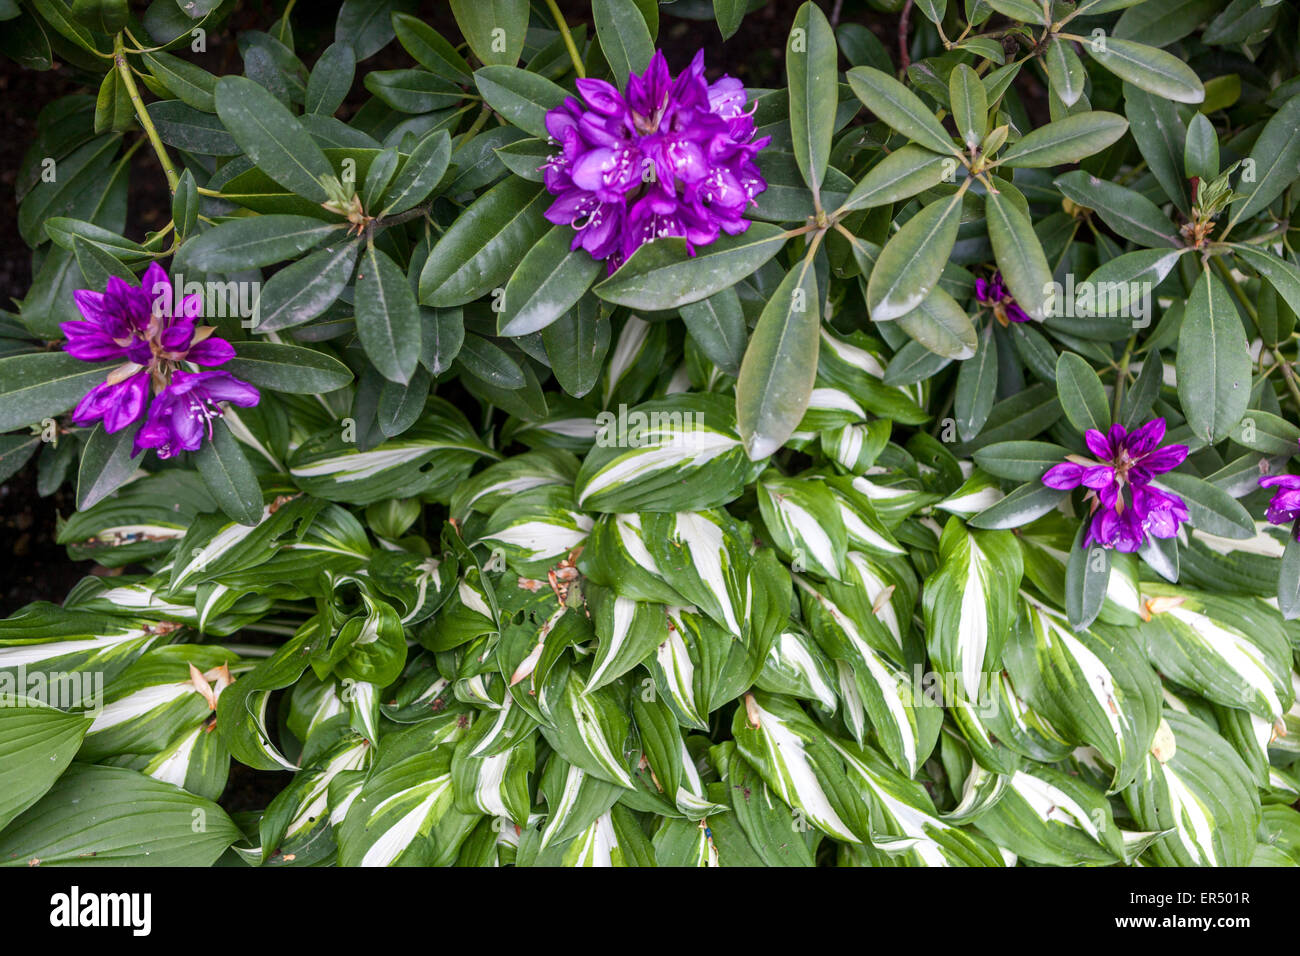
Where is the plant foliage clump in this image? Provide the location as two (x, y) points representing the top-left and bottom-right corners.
(0, 0), (1299, 868)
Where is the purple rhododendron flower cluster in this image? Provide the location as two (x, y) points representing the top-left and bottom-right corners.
(1259, 440), (1300, 541)
(62, 263), (259, 459)
(541, 49), (769, 272)
(1042, 419), (1189, 552)
(975, 271), (1031, 324)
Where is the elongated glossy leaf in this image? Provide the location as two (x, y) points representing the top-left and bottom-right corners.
(215, 75), (333, 201)
(1229, 93), (1300, 228)
(949, 64), (987, 149)
(840, 145), (953, 213)
(998, 111), (1129, 168)
(787, 1), (837, 197)
(866, 192), (963, 322)
(196, 421), (263, 526)
(594, 223), (787, 310)
(420, 176), (551, 307)
(449, 0), (528, 67)
(186, 215), (343, 272)
(357, 242), (420, 384)
(499, 225), (603, 336)
(381, 129), (451, 215)
(1084, 37), (1205, 104)
(593, 0), (654, 90)
(1056, 351), (1111, 433)
(736, 259), (820, 460)
(680, 287), (747, 375)
(474, 66), (569, 139)
(224, 342), (353, 393)
(254, 239), (359, 332)
(985, 188), (1052, 321)
(0, 353), (111, 433)
(1176, 270), (1250, 444)
(847, 66), (956, 155)
(76, 422), (141, 510)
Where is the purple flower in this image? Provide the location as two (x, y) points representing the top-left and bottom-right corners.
(541, 50), (769, 272)
(975, 272), (1031, 324)
(1041, 419), (1190, 552)
(132, 370), (260, 459)
(60, 263), (257, 454)
(1259, 441), (1300, 541)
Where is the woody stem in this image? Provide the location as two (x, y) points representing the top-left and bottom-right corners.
(114, 33), (179, 193)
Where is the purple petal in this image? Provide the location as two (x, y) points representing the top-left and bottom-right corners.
(186, 337), (235, 366)
(1084, 429), (1112, 460)
(1042, 462), (1084, 490)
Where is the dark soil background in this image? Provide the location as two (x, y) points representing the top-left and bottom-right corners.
(0, 0), (904, 616)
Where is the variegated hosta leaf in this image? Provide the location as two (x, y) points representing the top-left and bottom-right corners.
(824, 476), (907, 556)
(58, 471), (215, 567)
(80, 645), (240, 799)
(755, 625), (840, 711)
(820, 419), (891, 474)
(827, 736), (1006, 867)
(847, 472), (940, 525)
(288, 398), (492, 505)
(1211, 702), (1277, 787)
(165, 493), (325, 593)
(922, 518), (1023, 701)
(756, 471), (848, 580)
(817, 327), (929, 425)
(252, 725), (372, 865)
(642, 509), (752, 638)
(937, 730), (1008, 824)
(478, 485), (593, 575)
(647, 605), (745, 730)
(1180, 520), (1291, 598)
(64, 575), (269, 636)
(798, 561), (938, 776)
(653, 817), (721, 866)
(555, 806), (655, 867)
(985, 669), (1077, 762)
(708, 741), (818, 866)
(1138, 584), (1294, 721)
(731, 692), (871, 843)
(312, 587), (408, 688)
(537, 754), (623, 850)
(584, 585), (663, 693)
(1124, 713), (1261, 867)
(451, 717), (535, 825)
(600, 315), (668, 410)
(936, 469), (1004, 518)
(633, 692), (728, 819)
(1018, 513), (1143, 626)
(1274, 673), (1300, 759)
(574, 394), (754, 513)
(0, 604), (174, 690)
(448, 448), (579, 523)
(337, 749), (463, 866)
(579, 513), (690, 605)
(418, 567), (499, 652)
(972, 765), (1126, 866)
(539, 672), (635, 788)
(793, 385), (871, 437)
(505, 396), (601, 453)
(1003, 599), (1161, 791)
(365, 550), (457, 627)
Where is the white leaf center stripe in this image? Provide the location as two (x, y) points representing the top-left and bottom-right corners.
(577, 429), (740, 506)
